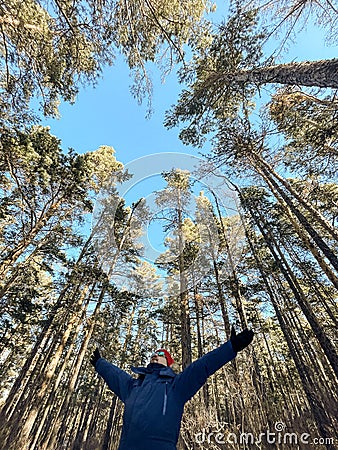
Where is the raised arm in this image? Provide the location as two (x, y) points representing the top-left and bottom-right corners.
(174, 340), (236, 403)
(90, 348), (133, 403)
(175, 328), (253, 403)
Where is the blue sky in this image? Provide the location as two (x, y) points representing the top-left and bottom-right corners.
(43, 56), (197, 162)
(43, 15), (337, 167)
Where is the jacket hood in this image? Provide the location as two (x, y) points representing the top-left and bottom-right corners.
(131, 364), (176, 377)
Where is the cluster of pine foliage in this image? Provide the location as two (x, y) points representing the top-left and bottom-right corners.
(1, 0), (338, 449)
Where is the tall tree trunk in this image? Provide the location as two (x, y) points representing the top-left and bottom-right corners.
(102, 396), (118, 450)
(205, 58), (338, 89)
(249, 200), (338, 379)
(193, 286), (209, 407)
(255, 160), (338, 281)
(120, 302), (137, 367)
(212, 192), (248, 328)
(242, 215), (337, 445)
(257, 155), (338, 242)
(283, 238), (338, 326)
(0, 200), (63, 278)
(262, 170), (338, 288)
(8, 284), (90, 449)
(31, 292), (94, 450)
(178, 198), (192, 369)
(237, 183), (338, 376)
(212, 259), (232, 336)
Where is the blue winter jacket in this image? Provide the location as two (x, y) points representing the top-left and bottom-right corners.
(95, 340), (236, 450)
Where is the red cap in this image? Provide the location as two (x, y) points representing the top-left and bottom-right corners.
(156, 348), (174, 366)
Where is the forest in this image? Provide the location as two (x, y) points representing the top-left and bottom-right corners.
(0, 0), (338, 449)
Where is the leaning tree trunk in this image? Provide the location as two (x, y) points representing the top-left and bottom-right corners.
(204, 58), (338, 90)
(212, 192), (248, 328)
(30, 304), (88, 450)
(0, 199), (64, 278)
(284, 239), (338, 327)
(0, 321), (53, 428)
(272, 288), (337, 447)
(242, 215), (337, 446)
(253, 158), (338, 274)
(258, 155), (338, 242)
(31, 286), (96, 450)
(8, 284), (91, 450)
(255, 165), (338, 290)
(245, 197), (338, 380)
(0, 276), (87, 439)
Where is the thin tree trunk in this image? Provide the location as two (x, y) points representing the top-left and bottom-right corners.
(258, 155), (338, 242)
(102, 396), (118, 450)
(282, 236), (338, 326)
(212, 192), (248, 328)
(11, 285), (90, 448)
(254, 160), (338, 273)
(0, 200), (62, 278)
(178, 199), (192, 369)
(254, 161), (338, 286)
(31, 295), (92, 450)
(254, 204), (338, 379)
(242, 215), (337, 446)
(193, 287), (209, 407)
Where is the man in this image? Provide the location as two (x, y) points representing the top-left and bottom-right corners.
(90, 327), (253, 450)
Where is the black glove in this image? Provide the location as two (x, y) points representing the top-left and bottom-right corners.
(230, 326), (254, 352)
(90, 348), (101, 368)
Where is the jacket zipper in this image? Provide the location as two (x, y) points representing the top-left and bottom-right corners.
(162, 382), (168, 415)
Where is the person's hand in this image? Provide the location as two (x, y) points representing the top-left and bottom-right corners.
(230, 326), (254, 352)
(90, 348), (101, 368)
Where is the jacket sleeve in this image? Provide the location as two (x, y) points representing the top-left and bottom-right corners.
(95, 358), (134, 403)
(174, 340), (236, 403)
